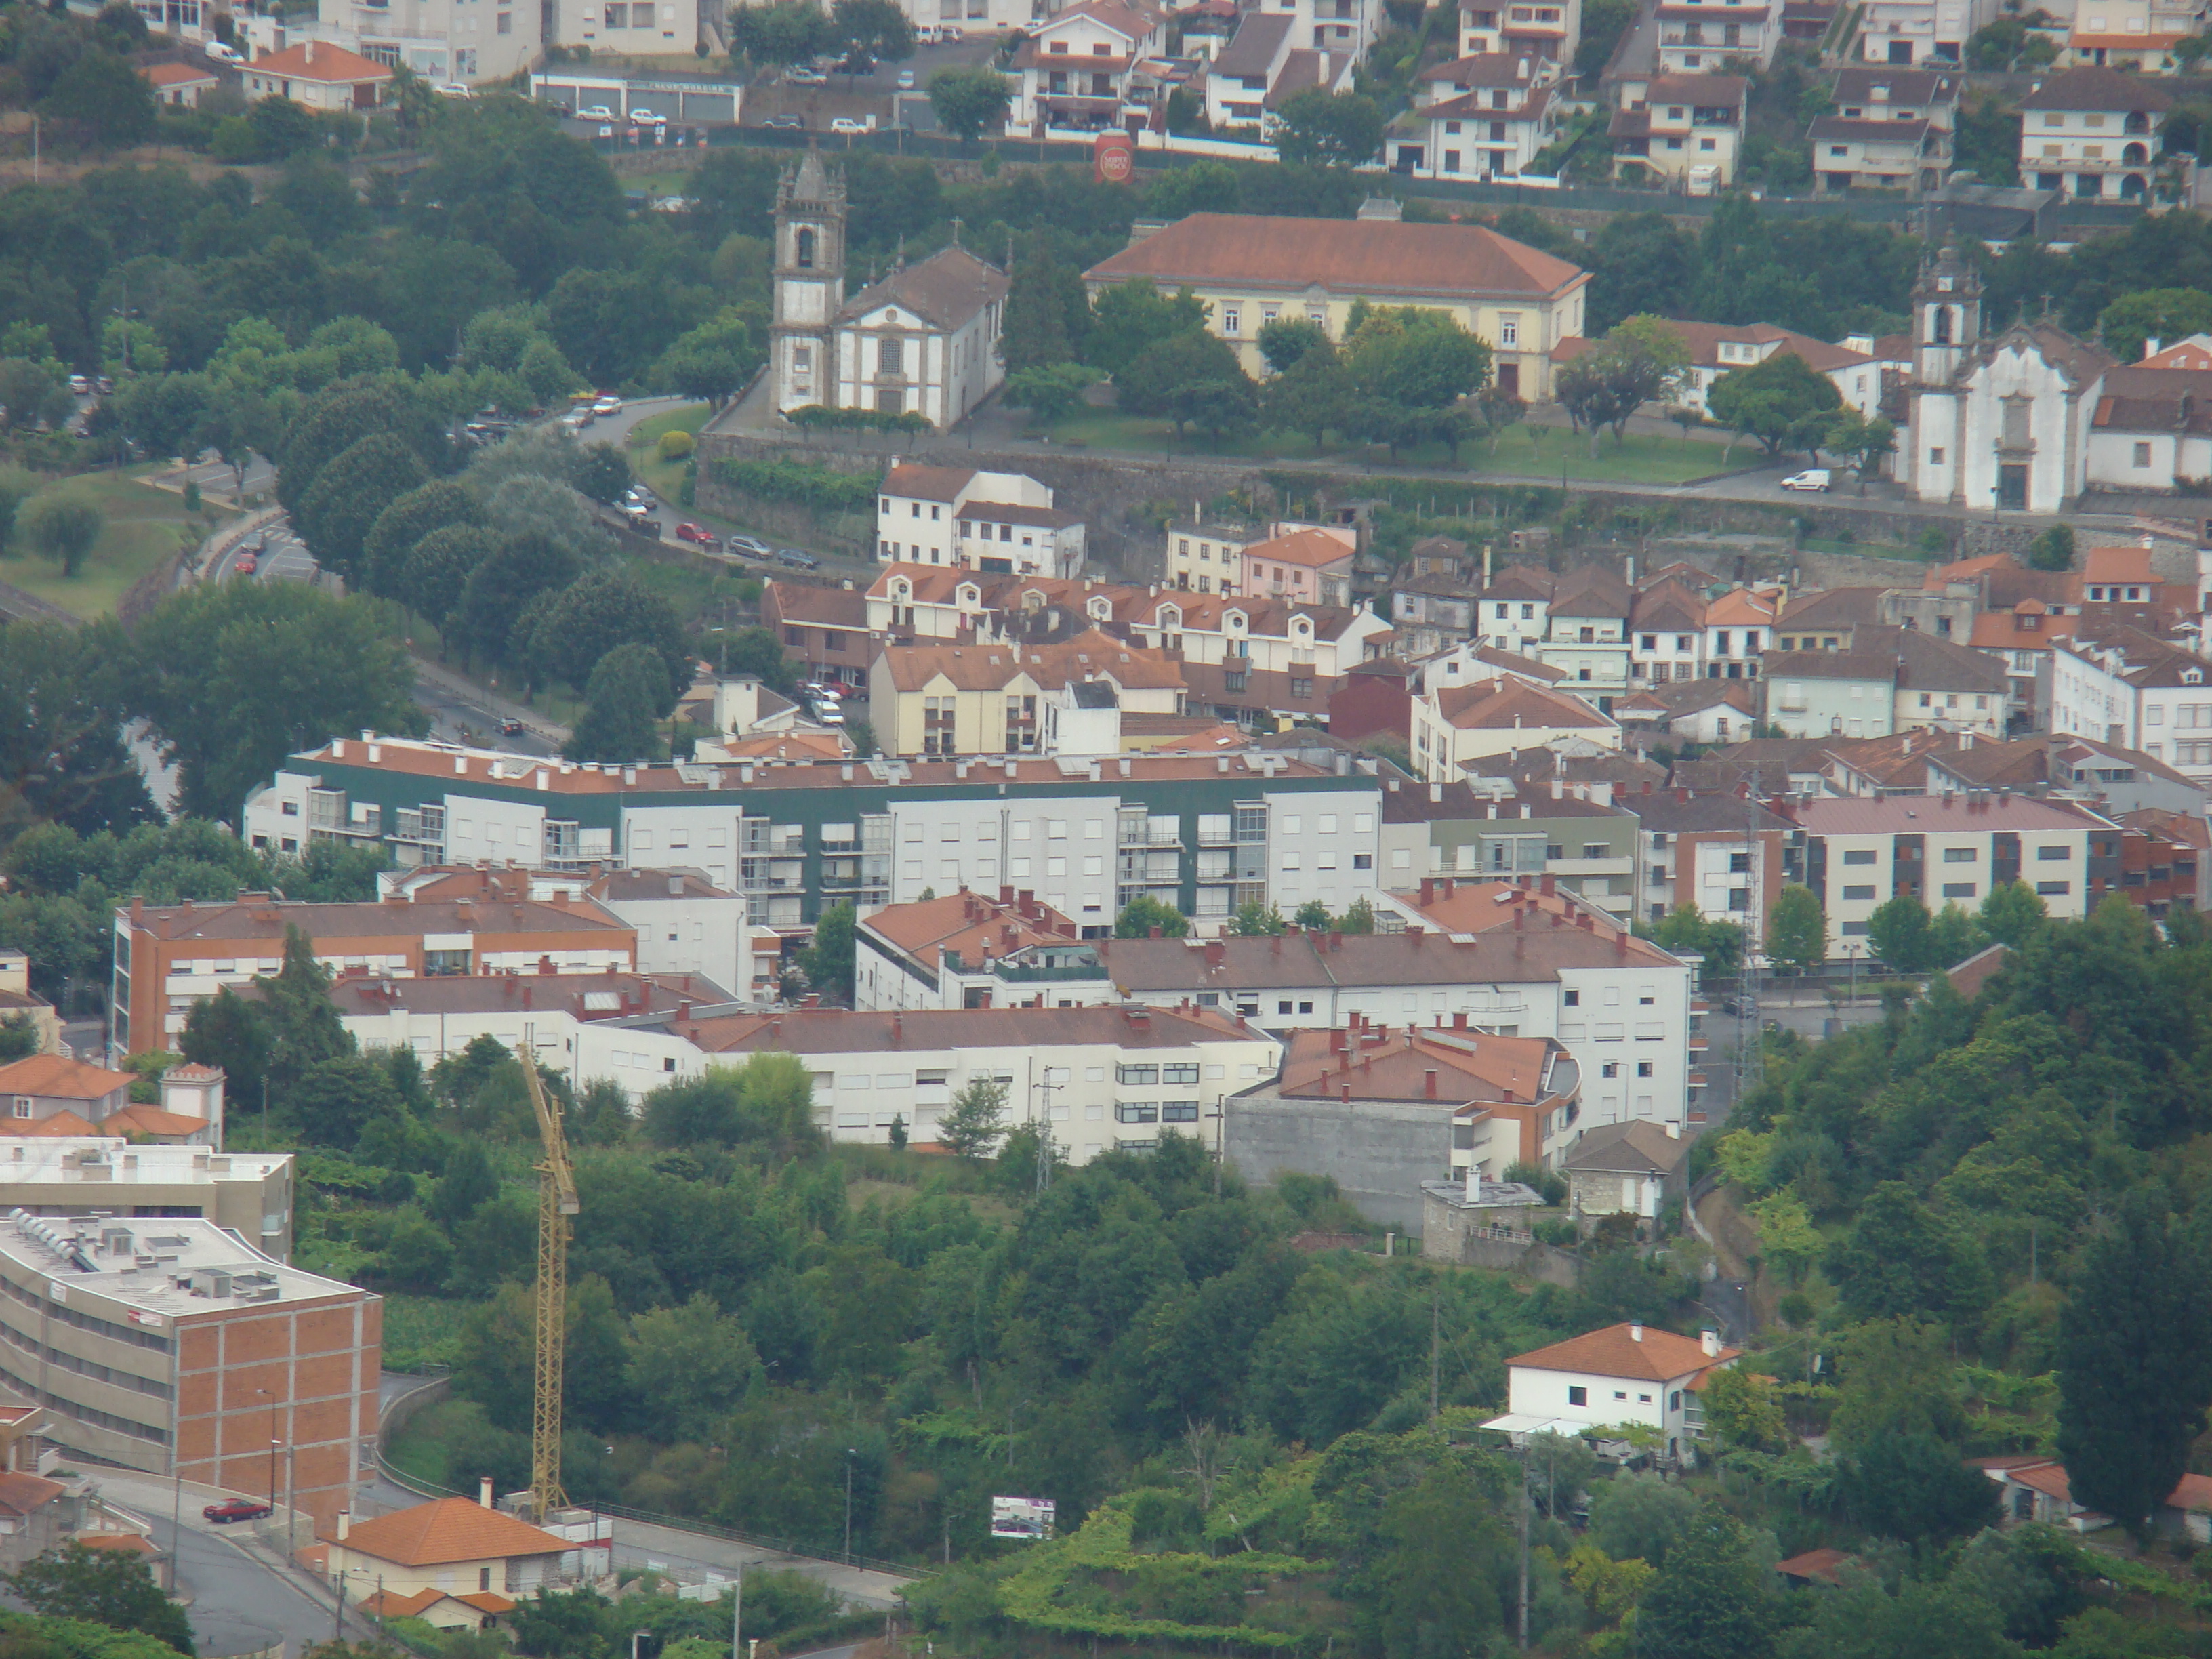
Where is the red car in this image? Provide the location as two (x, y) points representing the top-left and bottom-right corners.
(203, 1498), (272, 1524)
(674, 521), (713, 545)
(233, 552), (258, 576)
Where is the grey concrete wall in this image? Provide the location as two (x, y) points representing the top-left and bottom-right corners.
(1226, 1093), (1452, 1234)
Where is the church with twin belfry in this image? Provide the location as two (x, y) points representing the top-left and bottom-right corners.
(1892, 242), (2212, 512)
(769, 146), (1011, 432)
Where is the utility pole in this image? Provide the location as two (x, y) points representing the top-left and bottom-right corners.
(844, 1448), (857, 1563)
(1428, 1290), (1439, 1420)
(729, 1558), (743, 1659)
(1516, 1448), (1530, 1651)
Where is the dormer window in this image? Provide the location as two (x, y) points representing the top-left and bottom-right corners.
(2187, 668), (2205, 684)
(1160, 605), (1180, 626)
(893, 581), (910, 599)
(1228, 612), (1246, 630)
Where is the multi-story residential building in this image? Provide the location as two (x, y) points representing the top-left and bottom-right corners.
(1126, 592), (1389, 680)
(1378, 776), (1637, 912)
(2017, 67), (2169, 201)
(1389, 52), (1559, 179)
(676, 1004), (1280, 1164)
(874, 464), (1084, 577)
(762, 582), (874, 693)
(325, 0), (542, 84)
(1086, 209), (1589, 399)
(0, 956), (56, 1061)
(1609, 73), (1748, 182)
(1653, 0), (1774, 75)
(1811, 64), (1959, 193)
(243, 739), (1387, 932)
(1626, 790), (1795, 928)
(1392, 573), (1485, 657)
(2065, 0), (2205, 70)
(1791, 792), (2120, 954)
(2052, 626), (2212, 785)
(1616, 680), (1759, 747)
(1772, 586), (1889, 652)
(1702, 586), (1778, 679)
(1474, 565), (1555, 655)
(853, 889), (1113, 1011)
(1858, 0), (1986, 63)
(112, 888), (636, 1057)
(1410, 677), (1620, 781)
(1166, 520), (1258, 595)
(1763, 625), (2005, 741)
(1229, 1021), (1582, 1228)
(1204, 12), (1296, 128)
(1628, 580), (1707, 688)
(1010, 0), (1167, 129)
(1458, 0), (1583, 64)
(869, 630), (1185, 758)
(1237, 527), (1355, 607)
(1761, 650), (1900, 740)
(1541, 564), (1634, 707)
(0, 1139), (292, 1258)
(0, 1212), (377, 1524)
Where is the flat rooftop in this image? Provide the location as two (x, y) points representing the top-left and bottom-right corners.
(0, 1212), (360, 1317)
(0, 1140), (291, 1189)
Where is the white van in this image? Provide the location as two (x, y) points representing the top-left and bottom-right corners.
(1780, 469), (1832, 492)
(1685, 164), (1719, 197)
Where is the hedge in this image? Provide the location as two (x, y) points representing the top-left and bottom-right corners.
(708, 457), (882, 513)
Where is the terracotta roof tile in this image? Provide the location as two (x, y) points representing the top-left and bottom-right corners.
(0, 1057), (131, 1101)
(1086, 213), (1589, 302)
(243, 41), (393, 80)
(1509, 1321), (1740, 1381)
(334, 1498), (570, 1568)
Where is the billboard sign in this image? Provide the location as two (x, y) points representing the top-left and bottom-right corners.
(991, 1496), (1057, 1540)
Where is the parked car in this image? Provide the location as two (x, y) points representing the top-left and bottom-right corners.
(896, 68), (916, 87)
(776, 548), (821, 570)
(801, 680), (842, 701)
(785, 64), (827, 83)
(1780, 468), (1831, 492)
(233, 550), (258, 576)
(762, 113), (806, 129)
(940, 25), (963, 39)
(625, 506), (661, 535)
(674, 521), (716, 545)
(67, 375), (88, 396)
(578, 104), (616, 121)
(628, 108), (668, 126)
(811, 697), (846, 724)
(93, 376), (113, 395)
(498, 718), (525, 737)
(592, 394), (623, 415)
(203, 39), (241, 62)
(203, 1498), (272, 1524)
(830, 117), (871, 135)
(623, 485), (655, 509)
(725, 534), (772, 558)
(437, 82), (473, 97)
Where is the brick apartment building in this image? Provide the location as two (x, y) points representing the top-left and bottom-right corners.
(114, 892), (636, 1057)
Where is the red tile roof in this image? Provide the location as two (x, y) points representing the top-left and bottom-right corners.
(0, 1056), (131, 1101)
(1086, 213), (1588, 302)
(1509, 1322), (1740, 1382)
(1775, 1547), (1850, 1584)
(333, 1498), (569, 1568)
(243, 41), (394, 81)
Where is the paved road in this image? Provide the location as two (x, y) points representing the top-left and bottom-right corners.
(211, 519), (314, 586)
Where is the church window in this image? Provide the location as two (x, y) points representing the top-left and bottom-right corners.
(1931, 305), (1952, 344)
(2002, 398), (2031, 449)
(882, 337), (904, 374)
(796, 228), (815, 268)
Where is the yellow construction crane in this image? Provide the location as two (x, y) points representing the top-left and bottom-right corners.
(520, 1047), (579, 1523)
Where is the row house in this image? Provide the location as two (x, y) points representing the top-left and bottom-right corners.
(1475, 565), (1557, 657)
(2065, 0), (2205, 70)
(2017, 67), (2168, 202)
(1392, 573), (1486, 657)
(1166, 519), (1260, 595)
(1608, 73), (1748, 186)
(1763, 625), (2007, 741)
(1627, 790), (1795, 928)
(867, 629), (1185, 758)
(1792, 792), (2118, 956)
(1241, 526), (1357, 607)
(1008, 0), (1167, 132)
(1126, 591), (1391, 679)
(1542, 564), (1635, 708)
(1811, 65), (1959, 194)
(2051, 624), (2212, 787)
(1376, 774), (1637, 909)
(1627, 580), (1706, 689)
(1458, 0), (1582, 62)
(1410, 676), (1620, 781)
(875, 463), (1085, 577)
(1859, 0), (1986, 64)
(1389, 53), (1559, 180)
(1653, 0), (1776, 74)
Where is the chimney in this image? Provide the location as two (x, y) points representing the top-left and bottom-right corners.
(305, 37), (314, 60)
(1424, 1069), (1438, 1098)
(2147, 337), (2163, 361)
(1271, 932), (1283, 955)
(1330, 931), (1343, 952)
(338, 1511), (351, 1539)
(1701, 1328), (1720, 1357)
(1541, 873), (1555, 896)
(1409, 926), (1425, 946)
(1429, 782), (1442, 804)
(1149, 925), (1164, 939)
(892, 1012), (903, 1042)
(1204, 939), (1225, 970)
(478, 1477), (494, 1509)
(1629, 1322), (1644, 1343)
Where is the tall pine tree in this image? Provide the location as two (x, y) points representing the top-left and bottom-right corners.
(2057, 1194), (2212, 1536)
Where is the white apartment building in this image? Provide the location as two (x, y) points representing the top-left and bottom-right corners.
(682, 1004), (1282, 1163)
(1627, 583), (1707, 687)
(549, 0), (698, 53)
(1652, 0), (1776, 73)
(2065, 0), (2203, 69)
(1411, 677), (1620, 781)
(338, 0), (542, 82)
(1125, 590), (1392, 678)
(1009, 0), (1166, 130)
(1473, 567), (1555, 655)
(1166, 521), (1258, 595)
(1095, 898), (1697, 1132)
(2018, 67), (2169, 201)
(1389, 53), (1559, 180)
(875, 463), (1084, 577)
(243, 739), (1387, 933)
(1457, 0), (1582, 64)
(1796, 793), (2117, 954)
(1489, 1322), (1740, 1465)
(1860, 0), (1988, 64)
(2051, 628), (2212, 787)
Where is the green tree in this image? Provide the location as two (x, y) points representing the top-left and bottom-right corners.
(1002, 245), (1092, 371)
(20, 497), (102, 579)
(2027, 523), (2076, 572)
(360, 479), (482, 602)
(406, 524), (499, 631)
(1258, 342), (1352, 451)
(124, 581), (425, 822)
(625, 1293), (762, 1441)
(1698, 1366), (1788, 1452)
(927, 67), (1012, 141)
(1559, 316), (1690, 454)
(1764, 883), (1825, 973)
(5, 1542), (197, 1653)
(1826, 409), (1897, 495)
(1292, 900), (1332, 930)
(1829, 1319), (1969, 1451)
(180, 987), (272, 1103)
(832, 0), (914, 62)
(452, 532), (582, 666)
(722, 626), (799, 695)
(1590, 1473), (1699, 1568)
(1339, 897), (1377, 934)
(1231, 900), (1286, 936)
(1706, 350), (1843, 461)
(1004, 362), (1099, 426)
(534, 572), (688, 698)
(1650, 905), (1746, 979)
(292, 1053), (401, 1150)
(2058, 1195), (2212, 1536)
(295, 433), (433, 588)
(565, 643), (671, 765)
(1257, 316), (1329, 373)
(1269, 87), (1385, 167)
(653, 315), (756, 406)
(1116, 331), (1256, 448)
(1838, 1431), (2000, 1547)
(1088, 280), (1209, 375)
(39, 49), (155, 148)
(2097, 288), (2212, 363)
(800, 901), (857, 1004)
(1978, 880), (2049, 949)
(1632, 1505), (1781, 1659)
(0, 1017), (40, 1062)
(1866, 893), (1931, 972)
(1826, 1186), (1993, 1327)
(1114, 896), (1189, 939)
(939, 1074), (1008, 1160)
(731, 0), (837, 66)
(429, 1138), (499, 1231)
(1925, 902), (1985, 970)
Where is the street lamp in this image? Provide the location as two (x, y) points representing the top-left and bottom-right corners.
(843, 1448), (857, 1563)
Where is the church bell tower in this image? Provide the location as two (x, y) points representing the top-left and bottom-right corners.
(771, 148), (847, 415)
(1910, 243), (1982, 386)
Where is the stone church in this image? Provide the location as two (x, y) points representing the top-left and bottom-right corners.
(769, 148), (1012, 432)
(1893, 245), (2212, 512)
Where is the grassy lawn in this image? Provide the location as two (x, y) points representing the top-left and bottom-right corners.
(385, 1397), (485, 1494)
(626, 402), (711, 504)
(1799, 535), (1931, 561)
(1038, 411), (1742, 485)
(623, 169), (693, 197)
(0, 469), (224, 619)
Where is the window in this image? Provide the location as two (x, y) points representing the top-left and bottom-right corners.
(2036, 880), (2071, 895)
(1601, 1063), (1618, 1079)
(1637, 1061), (1653, 1078)
(1843, 848), (1877, 865)
(1115, 1103), (1159, 1123)
(1568, 1385), (1587, 1406)
(2135, 442), (2154, 468)
(1563, 989), (1579, 1006)
(1843, 884), (1876, 901)
(1942, 846), (1978, 863)
(1942, 882), (1978, 899)
(2037, 844), (2072, 860)
(1115, 1063), (1158, 1085)
(1582, 843), (1607, 859)
(1223, 307), (1240, 334)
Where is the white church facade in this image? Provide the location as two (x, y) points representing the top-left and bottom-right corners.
(1893, 245), (2212, 512)
(768, 148), (1011, 433)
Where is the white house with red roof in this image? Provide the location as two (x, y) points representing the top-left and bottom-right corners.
(239, 40), (392, 110)
(1489, 1319), (1741, 1464)
(1975, 1457), (2212, 1538)
(142, 62), (219, 106)
(1008, 0), (1168, 131)
(1551, 320), (1879, 419)
(326, 1492), (608, 1627)
(875, 464), (1084, 577)
(1389, 53), (1560, 180)
(1607, 73), (1748, 185)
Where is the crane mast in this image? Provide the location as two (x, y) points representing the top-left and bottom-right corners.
(520, 1046), (578, 1523)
